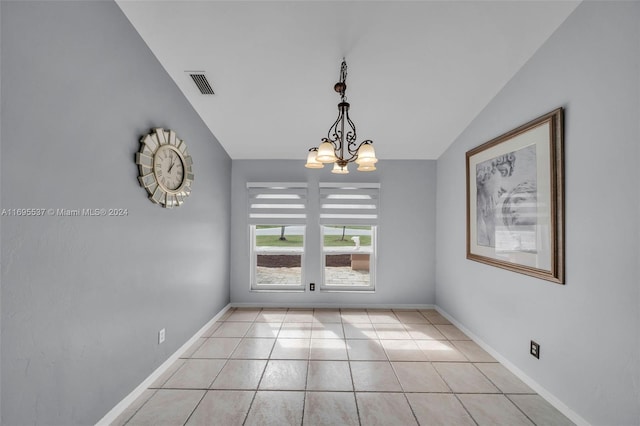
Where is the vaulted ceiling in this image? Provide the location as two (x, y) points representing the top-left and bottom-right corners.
(116, 1), (579, 160)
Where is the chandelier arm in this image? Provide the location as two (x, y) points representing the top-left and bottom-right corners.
(327, 114), (343, 148)
(345, 113), (359, 155)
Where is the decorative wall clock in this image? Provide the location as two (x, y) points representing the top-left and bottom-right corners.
(135, 128), (194, 208)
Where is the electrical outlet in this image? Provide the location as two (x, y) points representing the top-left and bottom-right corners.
(530, 340), (540, 359)
(310, 283), (315, 291)
(158, 328), (166, 344)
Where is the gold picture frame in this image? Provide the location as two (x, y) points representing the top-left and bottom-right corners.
(466, 108), (564, 284)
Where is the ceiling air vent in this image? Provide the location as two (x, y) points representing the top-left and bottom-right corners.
(187, 72), (214, 95)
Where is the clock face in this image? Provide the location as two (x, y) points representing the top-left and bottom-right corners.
(135, 128), (194, 208)
(154, 145), (185, 192)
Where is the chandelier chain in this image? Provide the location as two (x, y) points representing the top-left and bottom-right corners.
(339, 59), (348, 102)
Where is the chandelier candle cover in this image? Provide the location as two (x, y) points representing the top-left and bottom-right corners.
(305, 59), (378, 173)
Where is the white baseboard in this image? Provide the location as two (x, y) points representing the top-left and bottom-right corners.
(95, 304), (232, 426)
(434, 306), (590, 426)
(231, 302), (436, 310)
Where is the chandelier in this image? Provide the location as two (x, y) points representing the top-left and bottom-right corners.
(305, 59), (378, 173)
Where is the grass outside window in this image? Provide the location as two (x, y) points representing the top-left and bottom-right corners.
(256, 225), (370, 247)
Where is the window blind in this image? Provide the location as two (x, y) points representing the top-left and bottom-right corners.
(319, 182), (380, 225)
(247, 182), (308, 225)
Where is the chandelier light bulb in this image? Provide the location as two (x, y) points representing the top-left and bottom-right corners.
(332, 162), (349, 174)
(305, 148), (324, 169)
(355, 143), (378, 165)
(316, 140), (338, 163)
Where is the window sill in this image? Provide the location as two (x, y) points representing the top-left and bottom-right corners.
(250, 288), (306, 293)
(323, 247), (373, 254)
(255, 247), (304, 254)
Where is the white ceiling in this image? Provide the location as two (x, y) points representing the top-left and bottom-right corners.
(116, 0), (579, 160)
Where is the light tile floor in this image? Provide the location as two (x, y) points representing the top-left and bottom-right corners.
(113, 308), (574, 426)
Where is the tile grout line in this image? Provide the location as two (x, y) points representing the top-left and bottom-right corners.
(429, 346), (480, 426)
(385, 310), (422, 426)
(300, 309), (319, 426)
(121, 389), (158, 426)
(147, 318), (233, 424)
(146, 361), (186, 390)
(504, 394), (540, 426)
(204, 315), (243, 391)
(181, 390), (208, 426)
(412, 309), (475, 425)
(185, 307), (242, 426)
(241, 307), (281, 426)
(468, 356), (542, 424)
(211, 310), (255, 382)
(341, 310), (363, 426)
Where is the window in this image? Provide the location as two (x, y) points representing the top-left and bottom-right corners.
(251, 225), (305, 288)
(319, 183), (379, 291)
(322, 225), (376, 289)
(248, 183), (307, 291)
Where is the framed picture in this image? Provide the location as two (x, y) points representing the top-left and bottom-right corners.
(466, 108), (564, 284)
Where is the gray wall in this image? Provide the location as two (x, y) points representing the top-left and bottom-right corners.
(1, 2), (231, 425)
(230, 160), (436, 306)
(435, 2), (639, 425)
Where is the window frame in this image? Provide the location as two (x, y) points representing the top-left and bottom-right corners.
(320, 224), (377, 292)
(250, 224), (306, 292)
